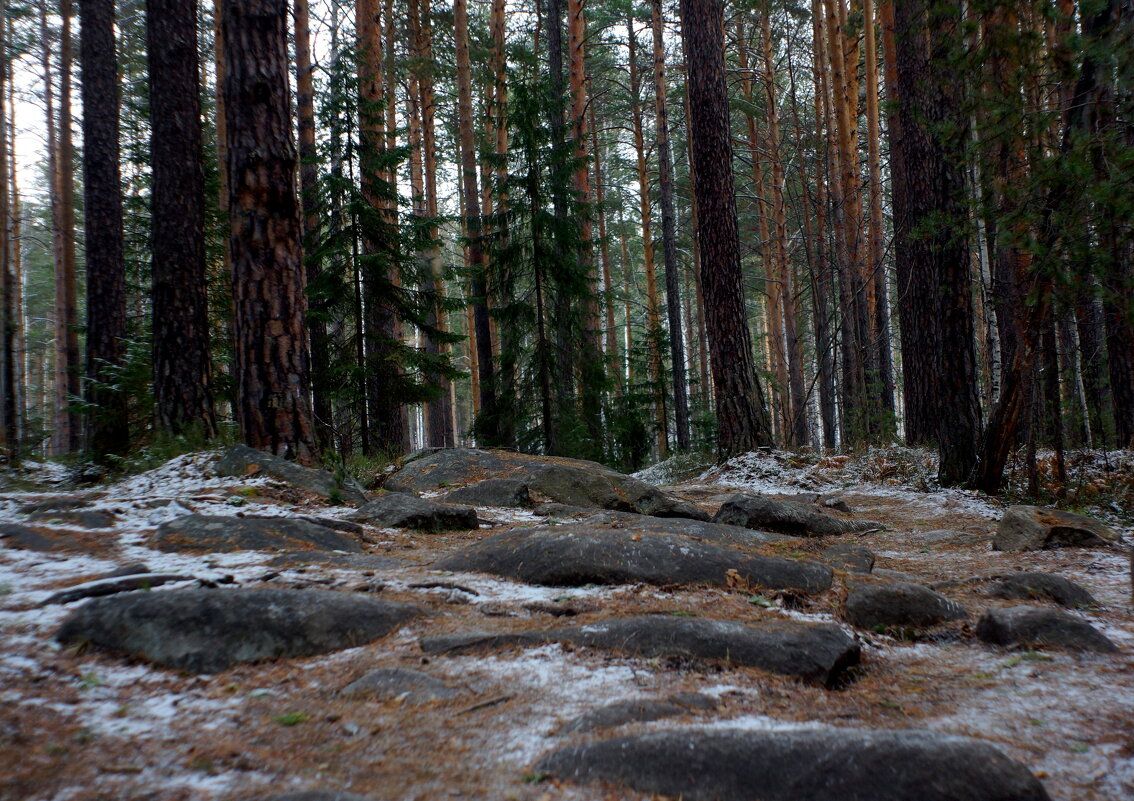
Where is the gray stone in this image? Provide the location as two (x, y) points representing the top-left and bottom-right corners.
(560, 693), (718, 734)
(536, 728), (1051, 801)
(41, 573), (192, 606)
(421, 615), (860, 687)
(0, 522), (76, 552)
(975, 606), (1118, 653)
(266, 552), (401, 570)
(385, 448), (708, 521)
(151, 515), (363, 553)
(818, 542), (876, 574)
(348, 492), (478, 532)
(437, 526), (833, 594)
(577, 510), (793, 547)
(56, 587), (423, 673)
(843, 581), (967, 631)
(28, 509), (117, 529)
(921, 529), (989, 546)
(214, 444), (367, 505)
(340, 667), (460, 703)
(713, 493), (881, 537)
(987, 573), (1097, 608)
(17, 496), (97, 514)
(993, 506), (1120, 552)
(440, 479), (531, 508)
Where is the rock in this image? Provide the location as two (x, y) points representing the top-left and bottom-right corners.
(385, 448), (708, 521)
(987, 573), (1097, 608)
(17, 496), (97, 514)
(975, 606), (1118, 653)
(921, 529), (989, 547)
(437, 526), (833, 594)
(41, 573), (192, 606)
(536, 728), (1051, 801)
(102, 563), (152, 579)
(0, 522), (82, 552)
(577, 510), (793, 547)
(28, 509), (117, 529)
(993, 505), (1120, 552)
(348, 493), (478, 533)
(340, 667), (460, 703)
(151, 515), (363, 553)
(440, 478), (531, 508)
(266, 552), (401, 570)
(712, 493), (881, 537)
(421, 615), (860, 687)
(214, 444), (367, 505)
(843, 581), (967, 631)
(818, 542), (875, 574)
(56, 588), (423, 673)
(560, 693), (718, 734)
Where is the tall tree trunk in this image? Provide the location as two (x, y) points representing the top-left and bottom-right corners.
(81, 0), (128, 458)
(454, 0), (498, 443)
(591, 110), (620, 387)
(628, 13), (668, 457)
(5, 24), (24, 449)
(0, 12), (15, 456)
(680, 0), (773, 458)
(148, 0), (217, 438)
(295, 0), (330, 449)
(224, 0), (314, 461)
(651, 0), (690, 451)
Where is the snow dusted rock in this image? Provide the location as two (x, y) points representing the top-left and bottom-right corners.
(56, 587), (424, 673)
(26, 509), (117, 529)
(348, 492), (479, 533)
(214, 443), (368, 505)
(993, 506), (1120, 552)
(421, 616), (860, 686)
(559, 693), (718, 734)
(151, 514), (364, 553)
(41, 572), (192, 606)
(843, 581), (968, 631)
(0, 522), (88, 552)
(17, 495), (98, 514)
(975, 606), (1119, 653)
(819, 542), (876, 574)
(712, 493), (882, 538)
(536, 728), (1051, 801)
(340, 667), (461, 703)
(439, 478), (532, 508)
(385, 448), (709, 521)
(987, 573), (1098, 609)
(437, 525), (834, 594)
(575, 510), (793, 547)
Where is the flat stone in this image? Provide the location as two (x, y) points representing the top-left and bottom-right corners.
(56, 587), (423, 673)
(818, 542), (875, 573)
(577, 510), (793, 547)
(215, 444), (367, 505)
(536, 728), (1051, 801)
(713, 493), (881, 537)
(151, 515), (362, 553)
(17, 496), (97, 514)
(28, 509), (117, 529)
(843, 581), (967, 631)
(993, 506), (1119, 552)
(975, 606), (1118, 653)
(440, 478), (531, 508)
(41, 573), (192, 606)
(340, 667), (460, 703)
(348, 493), (478, 533)
(266, 552), (401, 570)
(437, 526), (833, 594)
(421, 615), (860, 687)
(987, 573), (1097, 608)
(559, 693), (719, 733)
(0, 522), (74, 552)
(385, 448), (708, 521)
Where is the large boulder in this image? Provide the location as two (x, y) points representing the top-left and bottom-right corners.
(0, 522), (91, 553)
(385, 448), (708, 521)
(712, 493), (881, 537)
(437, 525), (833, 594)
(560, 693), (718, 734)
(348, 493), (478, 532)
(993, 506), (1120, 552)
(975, 606), (1119, 653)
(575, 510), (792, 547)
(214, 444), (367, 505)
(151, 515), (363, 553)
(440, 478), (531, 508)
(843, 581), (967, 631)
(986, 572), (1097, 609)
(420, 615), (860, 687)
(536, 728), (1051, 801)
(56, 588), (423, 673)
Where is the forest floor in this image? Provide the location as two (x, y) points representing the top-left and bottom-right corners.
(1, 446), (1132, 801)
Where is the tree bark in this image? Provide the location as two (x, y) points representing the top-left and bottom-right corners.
(224, 0), (314, 461)
(679, 0), (773, 458)
(148, 0), (217, 438)
(81, 0), (128, 458)
(0, 12), (15, 455)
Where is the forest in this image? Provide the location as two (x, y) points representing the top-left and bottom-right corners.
(0, 0), (1130, 494)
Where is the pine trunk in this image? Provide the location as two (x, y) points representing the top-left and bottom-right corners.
(680, 0), (773, 458)
(223, 0), (314, 461)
